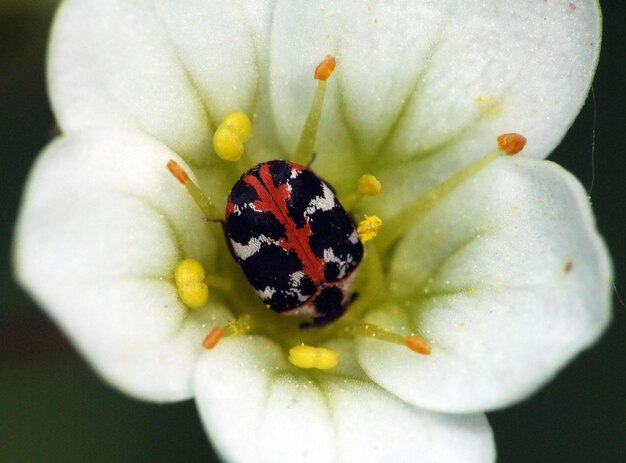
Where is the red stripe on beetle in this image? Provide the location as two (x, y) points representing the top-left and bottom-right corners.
(244, 164), (326, 285)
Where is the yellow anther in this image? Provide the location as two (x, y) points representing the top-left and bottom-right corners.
(357, 215), (382, 243)
(288, 345), (339, 370)
(174, 259), (209, 309)
(358, 174), (382, 196)
(213, 111), (252, 161)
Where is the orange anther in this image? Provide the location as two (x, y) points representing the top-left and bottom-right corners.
(497, 133), (527, 155)
(404, 335), (432, 355)
(314, 55), (336, 81)
(167, 159), (190, 184)
(202, 327), (225, 349)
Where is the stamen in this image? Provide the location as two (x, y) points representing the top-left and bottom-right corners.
(378, 133), (527, 250)
(293, 55), (336, 165)
(166, 160), (222, 220)
(339, 322), (431, 355)
(288, 344), (339, 369)
(404, 336), (432, 355)
(357, 215), (382, 243)
(358, 174), (382, 196)
(497, 133), (527, 155)
(174, 259), (209, 309)
(314, 55), (336, 81)
(204, 275), (235, 292)
(201, 314), (253, 350)
(213, 111), (252, 161)
(202, 327), (224, 349)
(342, 173), (383, 210)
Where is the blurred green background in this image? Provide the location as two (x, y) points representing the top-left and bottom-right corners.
(1, 1), (624, 461)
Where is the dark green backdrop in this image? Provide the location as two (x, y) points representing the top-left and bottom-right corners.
(1, 2), (624, 461)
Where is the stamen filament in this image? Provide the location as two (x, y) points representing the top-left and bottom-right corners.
(166, 160), (221, 220)
(293, 55), (336, 165)
(204, 275), (234, 292)
(378, 133), (526, 251)
(338, 321), (431, 355)
(293, 80), (327, 166)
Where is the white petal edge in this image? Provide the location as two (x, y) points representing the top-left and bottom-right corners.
(195, 336), (495, 463)
(357, 158), (612, 413)
(14, 129), (232, 401)
(48, 0), (278, 162)
(270, 0), (600, 161)
(48, 1), (600, 183)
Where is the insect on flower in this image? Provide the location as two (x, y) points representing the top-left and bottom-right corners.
(166, 55), (452, 357)
(225, 159), (363, 326)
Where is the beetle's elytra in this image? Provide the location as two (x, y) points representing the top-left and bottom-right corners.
(224, 160), (363, 326)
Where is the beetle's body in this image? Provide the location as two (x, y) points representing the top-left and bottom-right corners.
(224, 160), (363, 326)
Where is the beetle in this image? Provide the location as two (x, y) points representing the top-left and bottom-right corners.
(224, 160), (363, 326)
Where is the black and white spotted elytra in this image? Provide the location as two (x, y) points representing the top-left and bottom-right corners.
(224, 160), (363, 326)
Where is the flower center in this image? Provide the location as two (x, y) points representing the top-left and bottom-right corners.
(166, 55), (526, 370)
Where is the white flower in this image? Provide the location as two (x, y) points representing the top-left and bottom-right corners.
(14, 1), (611, 462)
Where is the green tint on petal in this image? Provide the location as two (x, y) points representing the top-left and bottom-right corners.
(194, 337), (495, 463)
(48, 1), (601, 206)
(357, 158), (611, 412)
(34, 0), (607, 439)
(14, 129), (232, 401)
(269, 0), (600, 198)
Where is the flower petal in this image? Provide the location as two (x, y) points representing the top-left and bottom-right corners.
(357, 158), (612, 412)
(48, 0), (280, 163)
(268, 0), (600, 185)
(195, 337), (495, 462)
(14, 129), (231, 401)
(49, 1), (600, 179)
